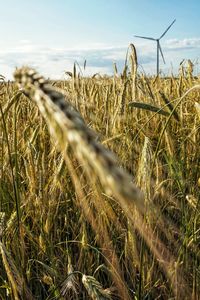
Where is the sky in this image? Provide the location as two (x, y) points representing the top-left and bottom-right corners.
(0, 0), (200, 79)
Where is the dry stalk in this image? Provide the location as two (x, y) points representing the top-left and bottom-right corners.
(129, 43), (138, 101)
(82, 274), (112, 300)
(0, 242), (34, 300)
(0, 212), (5, 239)
(13, 67), (191, 299)
(14, 67), (144, 211)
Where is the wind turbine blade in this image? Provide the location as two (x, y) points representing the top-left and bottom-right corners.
(159, 19), (176, 39)
(158, 42), (165, 64)
(134, 35), (156, 41)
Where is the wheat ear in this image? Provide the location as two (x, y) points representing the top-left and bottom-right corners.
(14, 67), (143, 209)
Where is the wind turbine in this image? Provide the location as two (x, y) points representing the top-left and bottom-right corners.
(134, 19), (176, 76)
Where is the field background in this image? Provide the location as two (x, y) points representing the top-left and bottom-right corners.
(0, 50), (200, 299)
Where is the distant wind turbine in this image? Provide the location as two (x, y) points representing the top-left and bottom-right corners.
(134, 19), (176, 76)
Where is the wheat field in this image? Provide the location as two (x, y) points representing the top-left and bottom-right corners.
(0, 45), (199, 299)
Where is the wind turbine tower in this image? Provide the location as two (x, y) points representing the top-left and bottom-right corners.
(134, 19), (176, 76)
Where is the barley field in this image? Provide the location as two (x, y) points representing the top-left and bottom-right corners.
(0, 45), (199, 299)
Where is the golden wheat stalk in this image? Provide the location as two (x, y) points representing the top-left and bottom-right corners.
(13, 67), (189, 299)
(14, 67), (143, 209)
(195, 102), (200, 120)
(0, 241), (34, 300)
(82, 274), (112, 300)
(60, 258), (79, 297)
(0, 212), (5, 239)
(0, 242), (21, 300)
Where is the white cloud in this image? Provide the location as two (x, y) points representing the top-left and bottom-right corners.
(165, 38), (200, 50)
(0, 38), (200, 79)
(0, 42), (129, 79)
